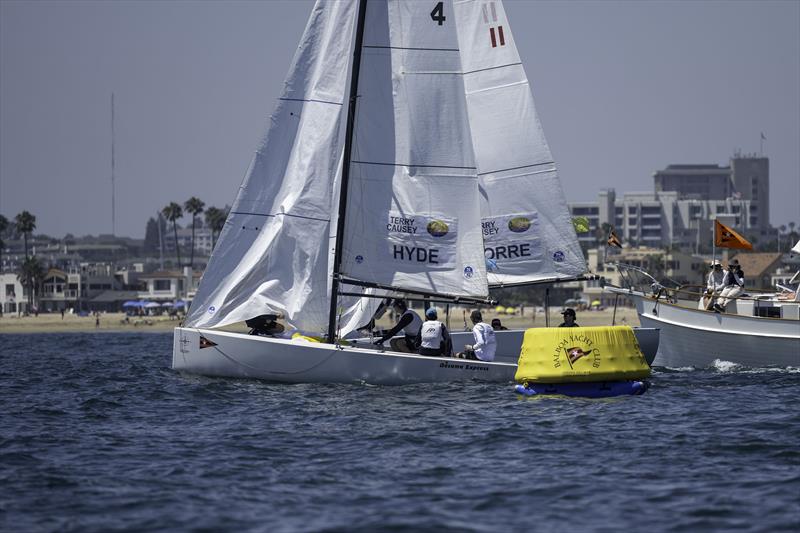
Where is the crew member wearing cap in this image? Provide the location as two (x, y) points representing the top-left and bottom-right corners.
(373, 299), (422, 352)
(558, 308), (579, 327)
(458, 310), (497, 361)
(415, 307), (452, 357)
(703, 259), (726, 310)
(714, 259), (745, 313)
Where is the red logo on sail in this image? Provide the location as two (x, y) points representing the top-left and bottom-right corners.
(482, 2), (506, 48)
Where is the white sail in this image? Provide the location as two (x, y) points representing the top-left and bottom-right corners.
(454, 0), (586, 286)
(338, 0), (488, 299)
(184, 1), (356, 331)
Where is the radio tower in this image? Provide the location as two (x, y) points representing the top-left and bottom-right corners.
(111, 93), (116, 236)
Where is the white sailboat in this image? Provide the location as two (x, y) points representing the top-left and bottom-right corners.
(172, 0), (656, 384)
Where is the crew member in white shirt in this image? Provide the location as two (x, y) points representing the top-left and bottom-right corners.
(458, 310), (496, 362)
(415, 307), (451, 357)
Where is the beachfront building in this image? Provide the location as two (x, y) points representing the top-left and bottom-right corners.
(138, 268), (201, 302)
(0, 273), (26, 315)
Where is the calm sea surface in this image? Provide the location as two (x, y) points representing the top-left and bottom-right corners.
(1, 332), (798, 532)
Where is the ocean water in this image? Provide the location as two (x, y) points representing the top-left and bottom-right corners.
(1, 332), (798, 532)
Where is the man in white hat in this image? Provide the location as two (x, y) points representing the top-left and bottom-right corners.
(701, 259), (726, 310)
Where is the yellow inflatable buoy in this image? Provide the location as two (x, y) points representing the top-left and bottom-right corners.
(514, 326), (651, 384)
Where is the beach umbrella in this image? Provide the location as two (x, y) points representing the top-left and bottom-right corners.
(145, 302), (162, 309)
(591, 300), (601, 307)
(161, 302), (174, 307)
(505, 306), (516, 315)
(122, 301), (139, 308)
(174, 300), (187, 308)
(495, 305), (505, 314)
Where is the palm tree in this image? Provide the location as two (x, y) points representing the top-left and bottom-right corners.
(162, 202), (184, 268)
(204, 206), (228, 250)
(17, 256), (45, 313)
(184, 197), (205, 268)
(14, 210), (36, 259)
(0, 214), (8, 272)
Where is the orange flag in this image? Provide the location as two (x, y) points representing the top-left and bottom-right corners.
(607, 230), (622, 248)
(714, 220), (752, 250)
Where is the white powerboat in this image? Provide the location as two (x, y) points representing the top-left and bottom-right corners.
(606, 263), (799, 368)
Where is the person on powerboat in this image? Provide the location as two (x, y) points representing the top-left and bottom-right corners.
(373, 299), (422, 352)
(702, 259), (726, 310)
(714, 259), (745, 313)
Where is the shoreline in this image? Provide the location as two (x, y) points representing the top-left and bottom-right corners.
(0, 308), (640, 335)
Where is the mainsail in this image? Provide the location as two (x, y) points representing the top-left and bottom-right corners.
(184, 1), (356, 331)
(338, 0), (489, 298)
(454, 0), (585, 286)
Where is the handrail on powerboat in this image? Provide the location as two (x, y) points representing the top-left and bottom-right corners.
(606, 263), (800, 313)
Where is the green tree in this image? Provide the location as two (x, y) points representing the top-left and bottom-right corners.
(162, 202), (184, 268)
(17, 256), (45, 312)
(184, 197), (205, 268)
(204, 206), (228, 250)
(14, 210), (36, 259)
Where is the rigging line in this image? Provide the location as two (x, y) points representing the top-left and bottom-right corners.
(229, 211), (330, 223)
(278, 97), (343, 106)
(352, 160), (476, 170)
(478, 161), (555, 176)
(463, 62), (522, 75)
(363, 45), (459, 52)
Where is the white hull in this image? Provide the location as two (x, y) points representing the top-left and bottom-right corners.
(172, 327), (659, 385)
(173, 328), (516, 385)
(615, 290), (800, 368)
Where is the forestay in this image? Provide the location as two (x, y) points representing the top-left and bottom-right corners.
(184, 1), (356, 331)
(339, 0), (489, 298)
(454, 0), (585, 286)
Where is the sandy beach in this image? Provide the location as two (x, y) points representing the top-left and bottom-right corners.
(0, 307), (639, 335)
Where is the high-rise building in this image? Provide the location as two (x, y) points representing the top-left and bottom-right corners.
(569, 156), (772, 251)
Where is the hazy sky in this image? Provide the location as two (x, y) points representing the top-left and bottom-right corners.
(1, 0), (798, 239)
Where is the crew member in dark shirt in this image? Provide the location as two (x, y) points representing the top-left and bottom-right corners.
(558, 308), (579, 327)
(373, 300), (423, 352)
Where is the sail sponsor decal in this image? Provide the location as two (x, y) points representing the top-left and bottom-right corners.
(385, 212), (457, 268)
(482, 212), (542, 266)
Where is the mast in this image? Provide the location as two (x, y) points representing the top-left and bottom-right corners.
(327, 0), (368, 343)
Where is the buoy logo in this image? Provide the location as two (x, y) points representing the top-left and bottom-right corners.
(355, 255), (364, 264)
(463, 265), (474, 279)
(553, 250), (565, 262)
(565, 347), (592, 367)
(208, 306), (216, 314)
(508, 217), (531, 233)
(427, 220), (449, 237)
